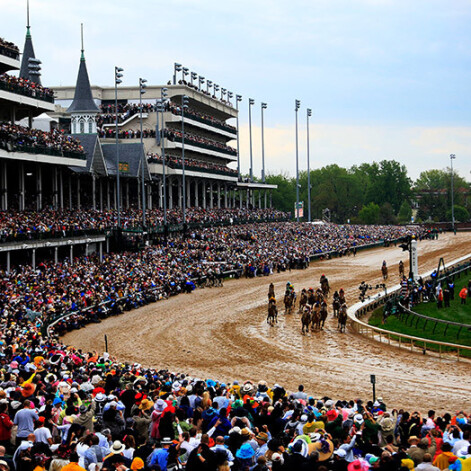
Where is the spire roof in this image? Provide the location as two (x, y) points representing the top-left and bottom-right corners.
(67, 26), (99, 114)
(19, 0), (41, 84)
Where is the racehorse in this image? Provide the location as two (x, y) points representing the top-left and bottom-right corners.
(339, 288), (346, 305)
(381, 262), (388, 281)
(338, 303), (348, 332)
(320, 275), (330, 299)
(332, 293), (340, 318)
(319, 301), (328, 329)
(267, 300), (278, 325)
(311, 302), (321, 330)
(268, 283), (275, 300)
(298, 289), (308, 313)
(301, 306), (311, 334)
(284, 291), (295, 314)
(399, 261), (404, 278)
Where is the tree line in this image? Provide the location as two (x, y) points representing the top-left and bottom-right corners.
(258, 160), (470, 224)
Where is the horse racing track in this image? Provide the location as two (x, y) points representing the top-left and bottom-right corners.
(64, 232), (471, 413)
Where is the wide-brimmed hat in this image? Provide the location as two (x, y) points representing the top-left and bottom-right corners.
(290, 437), (308, 457)
(161, 437), (173, 445)
(354, 414), (364, 425)
(408, 436), (420, 444)
(308, 438), (334, 461)
(236, 443), (255, 460)
(94, 392), (106, 402)
(138, 399), (154, 411)
(256, 432), (269, 442)
(130, 458), (144, 470)
(334, 449), (347, 459)
(21, 383), (36, 398)
(154, 398), (166, 412)
(0, 460), (10, 470)
(110, 441), (125, 454)
(348, 459), (370, 471)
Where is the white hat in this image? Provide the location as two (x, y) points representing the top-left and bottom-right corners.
(354, 414), (364, 424)
(110, 440), (125, 454)
(334, 449), (347, 458)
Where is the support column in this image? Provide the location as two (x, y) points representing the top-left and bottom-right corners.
(6, 251), (10, 273)
(202, 181), (206, 208)
(69, 245), (73, 265)
(59, 168), (64, 209)
(137, 181), (141, 210)
(32, 249), (36, 270)
(264, 189), (267, 209)
(210, 183), (214, 209)
(246, 189), (250, 209)
(53, 167), (58, 209)
(77, 176), (81, 210)
(217, 183), (221, 209)
(125, 181), (129, 209)
(1, 161), (7, 211)
(186, 178), (191, 208)
(113, 180), (117, 210)
(270, 191), (272, 208)
(258, 190), (262, 209)
(99, 178), (103, 211)
(68, 174), (72, 209)
(178, 177), (182, 209)
(55, 247), (58, 264)
(92, 174), (96, 210)
(107, 179), (111, 210)
(99, 241), (103, 262)
(195, 180), (199, 207)
(239, 189), (243, 209)
(158, 178), (163, 209)
(224, 184), (228, 208)
(168, 178), (173, 209)
(36, 164), (42, 210)
(18, 162), (25, 211)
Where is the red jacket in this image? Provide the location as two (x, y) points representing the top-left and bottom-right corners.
(0, 412), (13, 441)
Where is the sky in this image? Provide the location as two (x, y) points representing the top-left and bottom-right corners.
(2, 0), (471, 181)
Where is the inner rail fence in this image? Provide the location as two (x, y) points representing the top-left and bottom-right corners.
(348, 253), (471, 361)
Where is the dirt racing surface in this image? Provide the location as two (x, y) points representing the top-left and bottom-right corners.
(64, 232), (471, 413)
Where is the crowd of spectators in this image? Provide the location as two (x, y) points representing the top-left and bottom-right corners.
(0, 296), (469, 471)
(167, 102), (236, 134)
(98, 129), (156, 140)
(0, 74), (54, 102)
(97, 104), (156, 127)
(164, 129), (236, 156)
(0, 37), (19, 59)
(0, 208), (287, 240)
(0, 123), (85, 158)
(147, 154), (238, 176)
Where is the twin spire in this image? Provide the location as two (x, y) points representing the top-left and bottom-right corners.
(19, 0), (40, 84)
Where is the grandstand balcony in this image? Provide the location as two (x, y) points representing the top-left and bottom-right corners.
(0, 145), (87, 167)
(167, 112), (236, 140)
(148, 160), (238, 182)
(0, 41), (20, 75)
(163, 137), (237, 162)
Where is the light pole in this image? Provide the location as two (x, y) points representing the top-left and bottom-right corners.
(173, 63), (182, 85)
(114, 66), (123, 228)
(160, 88), (168, 228)
(213, 84), (220, 99)
(235, 94), (242, 181)
(249, 98), (254, 182)
(295, 99), (300, 222)
(306, 108), (312, 222)
(182, 67), (189, 84)
(207, 80), (213, 94)
(190, 72), (197, 87)
(198, 76), (205, 91)
(227, 91), (233, 107)
(261, 102), (267, 183)
(139, 78), (147, 228)
(221, 88), (227, 101)
(181, 95), (189, 226)
(450, 153), (456, 232)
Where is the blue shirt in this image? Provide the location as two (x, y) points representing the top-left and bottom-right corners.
(148, 447), (169, 471)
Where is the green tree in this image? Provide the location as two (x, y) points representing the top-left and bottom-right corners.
(265, 173), (296, 214)
(446, 205), (470, 222)
(358, 202), (380, 224)
(397, 200), (412, 223)
(379, 202), (397, 224)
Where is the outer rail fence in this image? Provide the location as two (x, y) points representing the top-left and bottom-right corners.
(43, 268), (244, 337)
(348, 253), (471, 361)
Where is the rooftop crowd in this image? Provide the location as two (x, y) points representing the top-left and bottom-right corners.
(0, 74), (54, 102)
(97, 129), (156, 140)
(0, 124), (85, 158)
(146, 154), (238, 176)
(176, 79), (233, 107)
(0, 37), (19, 59)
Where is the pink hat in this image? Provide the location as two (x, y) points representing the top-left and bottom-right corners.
(348, 460), (370, 471)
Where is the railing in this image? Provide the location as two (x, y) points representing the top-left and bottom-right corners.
(348, 253), (471, 360)
(170, 108), (237, 135)
(147, 157), (238, 177)
(0, 45), (20, 60)
(0, 228), (108, 244)
(0, 79), (54, 103)
(5, 143), (86, 160)
(167, 134), (237, 156)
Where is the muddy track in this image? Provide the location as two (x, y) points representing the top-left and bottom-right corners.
(64, 233), (471, 413)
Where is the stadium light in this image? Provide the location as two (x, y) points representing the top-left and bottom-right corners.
(307, 108), (312, 222)
(28, 58), (41, 78)
(450, 153), (456, 233)
(214, 84), (220, 97)
(190, 72), (197, 86)
(249, 98), (255, 183)
(206, 80), (213, 93)
(181, 95), (190, 227)
(114, 66), (124, 228)
(182, 67), (189, 83)
(295, 99), (301, 222)
(198, 76), (205, 91)
(261, 102), (267, 184)
(173, 63), (182, 85)
(139, 78), (148, 228)
(161, 87), (168, 229)
(235, 94), (242, 181)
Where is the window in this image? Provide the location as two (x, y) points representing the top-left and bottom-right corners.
(88, 120), (93, 133)
(80, 120), (85, 134)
